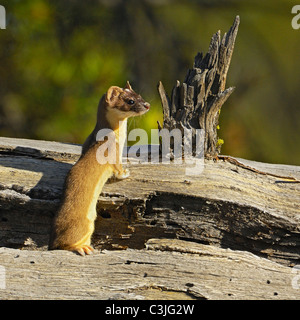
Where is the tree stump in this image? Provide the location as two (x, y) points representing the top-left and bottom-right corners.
(158, 16), (240, 158)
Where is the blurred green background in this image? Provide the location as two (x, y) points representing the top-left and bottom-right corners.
(0, 0), (299, 165)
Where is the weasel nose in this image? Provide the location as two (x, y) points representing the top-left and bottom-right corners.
(144, 102), (150, 110)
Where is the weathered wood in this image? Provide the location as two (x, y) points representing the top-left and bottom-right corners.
(0, 239), (298, 300)
(158, 16), (240, 158)
(0, 137), (299, 269)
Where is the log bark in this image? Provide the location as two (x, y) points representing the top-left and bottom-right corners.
(158, 16), (239, 158)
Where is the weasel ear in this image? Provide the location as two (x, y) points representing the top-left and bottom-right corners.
(106, 86), (122, 104)
(124, 81), (133, 91)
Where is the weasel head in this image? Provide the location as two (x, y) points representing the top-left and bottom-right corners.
(105, 81), (150, 121)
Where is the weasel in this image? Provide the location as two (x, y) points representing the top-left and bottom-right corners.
(49, 82), (150, 255)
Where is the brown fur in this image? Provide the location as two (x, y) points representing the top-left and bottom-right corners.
(49, 83), (150, 255)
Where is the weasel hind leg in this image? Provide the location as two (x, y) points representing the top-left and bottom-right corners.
(68, 232), (95, 256)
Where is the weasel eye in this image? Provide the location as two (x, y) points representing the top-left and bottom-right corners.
(127, 99), (135, 105)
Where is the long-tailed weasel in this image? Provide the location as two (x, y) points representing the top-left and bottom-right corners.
(49, 82), (150, 255)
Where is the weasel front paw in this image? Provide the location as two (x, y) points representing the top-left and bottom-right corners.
(115, 168), (130, 180)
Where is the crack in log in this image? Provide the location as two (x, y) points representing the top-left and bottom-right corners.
(141, 191), (300, 265)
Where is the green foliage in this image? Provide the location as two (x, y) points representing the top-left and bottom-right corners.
(0, 0), (299, 164)
(217, 139), (224, 148)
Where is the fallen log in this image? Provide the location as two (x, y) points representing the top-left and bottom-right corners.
(0, 137), (299, 299)
(0, 137), (299, 270)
